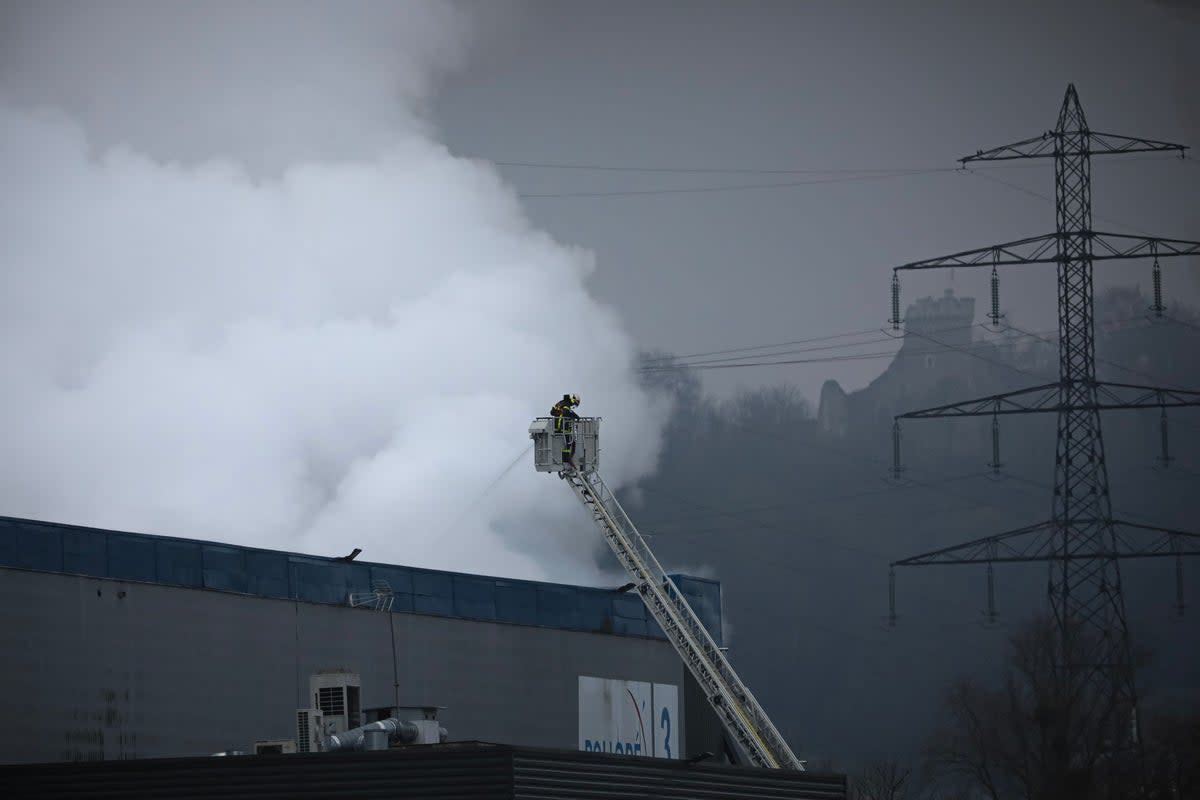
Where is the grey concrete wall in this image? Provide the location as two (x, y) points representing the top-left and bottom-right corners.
(0, 567), (688, 763)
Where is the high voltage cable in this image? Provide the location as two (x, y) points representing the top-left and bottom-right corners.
(641, 320), (1033, 368)
(499, 161), (957, 175)
(1003, 319), (1179, 388)
(641, 349), (910, 371)
(641, 326), (884, 364)
(1001, 319), (1200, 433)
(664, 336), (901, 367)
(641, 316), (1179, 382)
(962, 155), (1199, 237)
(518, 168), (950, 199)
(659, 323), (1004, 368)
(1166, 314), (1200, 335)
(642, 325), (1082, 372)
(505, 153), (1187, 199)
(645, 314), (1166, 371)
(494, 154), (1184, 175)
(641, 328), (1057, 372)
(900, 327), (1052, 382)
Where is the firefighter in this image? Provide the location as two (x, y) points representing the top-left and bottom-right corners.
(550, 393), (581, 465)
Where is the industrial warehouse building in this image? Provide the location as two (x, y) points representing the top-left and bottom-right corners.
(0, 513), (845, 797)
(0, 514), (696, 755)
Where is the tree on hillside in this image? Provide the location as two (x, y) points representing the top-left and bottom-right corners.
(923, 615), (1161, 800)
(850, 758), (912, 800)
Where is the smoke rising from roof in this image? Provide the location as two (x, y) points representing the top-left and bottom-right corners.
(0, 1), (664, 581)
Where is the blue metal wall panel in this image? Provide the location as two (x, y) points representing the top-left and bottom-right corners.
(344, 563), (372, 601)
(63, 530), (107, 577)
(0, 521), (16, 568)
(368, 565), (413, 594)
(611, 591), (648, 636)
(577, 589), (613, 632)
(290, 559), (346, 604)
(156, 540), (202, 587)
(108, 534), (157, 582)
(4, 521), (64, 572)
(453, 575), (497, 621)
(244, 551), (288, 598)
(611, 592), (645, 621)
(495, 580), (538, 626)
(537, 585), (580, 629)
(411, 570), (453, 616)
(202, 546), (246, 593)
(669, 574), (723, 646)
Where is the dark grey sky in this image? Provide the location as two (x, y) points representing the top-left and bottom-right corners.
(436, 0), (1200, 403)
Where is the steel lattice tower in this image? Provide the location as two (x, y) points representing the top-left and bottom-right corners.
(887, 85), (1200, 783)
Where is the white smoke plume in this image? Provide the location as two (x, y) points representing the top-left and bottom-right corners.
(0, 1), (666, 583)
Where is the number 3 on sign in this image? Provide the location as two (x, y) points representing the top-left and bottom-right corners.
(660, 707), (671, 759)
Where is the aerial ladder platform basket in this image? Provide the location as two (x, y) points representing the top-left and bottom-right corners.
(528, 416), (806, 770)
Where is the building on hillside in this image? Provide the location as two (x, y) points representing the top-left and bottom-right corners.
(819, 289), (980, 438)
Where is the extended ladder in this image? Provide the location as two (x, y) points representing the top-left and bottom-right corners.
(558, 465), (805, 770)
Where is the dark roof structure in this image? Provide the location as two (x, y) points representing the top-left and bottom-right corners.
(1, 741), (847, 800)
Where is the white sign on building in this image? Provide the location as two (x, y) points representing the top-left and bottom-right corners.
(578, 676), (680, 759)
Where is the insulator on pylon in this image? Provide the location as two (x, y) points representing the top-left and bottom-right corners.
(986, 562), (997, 625)
(988, 413), (1003, 474)
(889, 273), (902, 331)
(888, 567), (897, 627)
(1150, 256), (1164, 318)
(1175, 549), (1185, 619)
(1158, 406), (1173, 467)
(988, 266), (1004, 327)
(891, 420), (904, 479)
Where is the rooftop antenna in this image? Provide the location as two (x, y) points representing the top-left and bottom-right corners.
(348, 579), (395, 612)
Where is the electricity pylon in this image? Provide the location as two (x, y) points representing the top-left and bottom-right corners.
(887, 84), (1200, 777)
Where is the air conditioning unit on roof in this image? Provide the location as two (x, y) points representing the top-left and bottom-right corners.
(309, 669), (361, 736)
(295, 709), (324, 753)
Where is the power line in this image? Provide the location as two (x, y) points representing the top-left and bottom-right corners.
(642, 316), (1161, 373)
(658, 324), (980, 368)
(899, 326), (1051, 382)
(641, 327), (884, 364)
(641, 332), (1044, 372)
(497, 161), (950, 176)
(1001, 320), (1200, 432)
(1165, 314), (1200, 335)
(1003, 320), (1172, 387)
(641, 349), (905, 372)
(517, 168), (952, 199)
(492, 156), (1148, 176)
(962, 157), (1198, 237)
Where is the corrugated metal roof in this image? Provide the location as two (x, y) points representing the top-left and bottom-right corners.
(0, 514), (722, 642)
(1, 742), (846, 800)
(512, 749), (847, 799)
